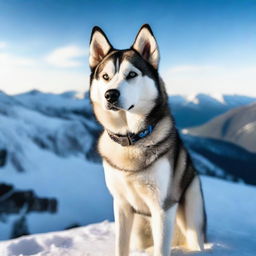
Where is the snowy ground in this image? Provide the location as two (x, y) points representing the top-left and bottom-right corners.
(0, 176), (256, 256)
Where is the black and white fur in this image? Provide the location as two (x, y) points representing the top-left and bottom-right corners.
(89, 24), (207, 256)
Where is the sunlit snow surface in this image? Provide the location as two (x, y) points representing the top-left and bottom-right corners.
(1, 176), (255, 256)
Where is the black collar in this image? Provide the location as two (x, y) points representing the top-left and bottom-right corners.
(107, 125), (154, 146)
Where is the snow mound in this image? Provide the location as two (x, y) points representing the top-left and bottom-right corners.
(1, 176), (255, 256)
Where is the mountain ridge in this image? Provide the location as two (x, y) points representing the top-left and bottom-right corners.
(185, 102), (256, 152)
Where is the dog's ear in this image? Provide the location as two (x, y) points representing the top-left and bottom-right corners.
(131, 24), (159, 69)
(89, 26), (113, 69)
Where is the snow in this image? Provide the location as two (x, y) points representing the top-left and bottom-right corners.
(237, 121), (256, 134)
(1, 176), (256, 256)
(171, 93), (255, 107)
(184, 94), (200, 104)
(181, 93), (225, 105)
(0, 146), (113, 240)
(209, 93), (225, 104)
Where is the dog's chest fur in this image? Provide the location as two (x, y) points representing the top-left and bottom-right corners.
(103, 156), (172, 214)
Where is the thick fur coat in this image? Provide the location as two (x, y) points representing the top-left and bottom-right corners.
(89, 24), (207, 256)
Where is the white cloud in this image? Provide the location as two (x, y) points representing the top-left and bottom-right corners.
(0, 53), (35, 67)
(0, 42), (7, 49)
(45, 45), (88, 68)
(168, 65), (215, 73)
(0, 48), (89, 94)
(162, 65), (256, 96)
(0, 63), (88, 95)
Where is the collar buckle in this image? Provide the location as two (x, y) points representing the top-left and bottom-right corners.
(120, 136), (132, 146)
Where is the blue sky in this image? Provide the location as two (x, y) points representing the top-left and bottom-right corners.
(0, 0), (256, 96)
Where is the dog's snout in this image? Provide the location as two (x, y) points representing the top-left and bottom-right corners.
(105, 89), (120, 103)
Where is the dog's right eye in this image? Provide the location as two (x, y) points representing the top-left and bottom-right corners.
(126, 71), (138, 80)
(102, 74), (109, 81)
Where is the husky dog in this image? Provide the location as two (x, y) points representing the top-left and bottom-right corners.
(89, 24), (207, 256)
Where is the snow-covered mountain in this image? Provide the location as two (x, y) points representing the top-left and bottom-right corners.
(0, 90), (100, 167)
(169, 93), (256, 128)
(0, 91), (112, 240)
(0, 90), (254, 241)
(1, 176), (256, 256)
(185, 102), (256, 152)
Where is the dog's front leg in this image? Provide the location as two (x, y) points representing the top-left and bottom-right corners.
(114, 199), (134, 256)
(151, 204), (178, 256)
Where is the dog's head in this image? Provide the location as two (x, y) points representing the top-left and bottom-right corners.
(89, 24), (166, 130)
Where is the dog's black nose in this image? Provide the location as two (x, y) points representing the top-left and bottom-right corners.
(105, 89), (120, 103)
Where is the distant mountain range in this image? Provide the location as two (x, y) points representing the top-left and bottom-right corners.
(185, 102), (256, 152)
(169, 93), (256, 128)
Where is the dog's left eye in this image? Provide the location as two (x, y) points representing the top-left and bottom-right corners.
(102, 73), (110, 81)
(126, 71), (138, 80)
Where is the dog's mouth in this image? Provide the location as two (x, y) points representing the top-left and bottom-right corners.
(106, 102), (120, 111)
(106, 103), (135, 112)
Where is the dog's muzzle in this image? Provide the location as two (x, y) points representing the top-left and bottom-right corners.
(105, 89), (120, 110)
